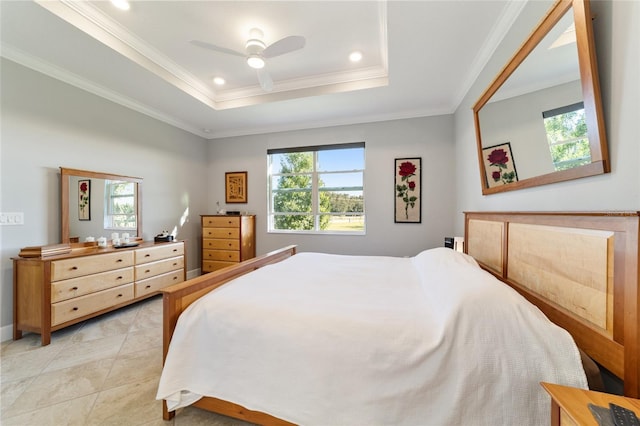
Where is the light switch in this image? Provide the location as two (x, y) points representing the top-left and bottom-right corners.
(0, 212), (24, 225)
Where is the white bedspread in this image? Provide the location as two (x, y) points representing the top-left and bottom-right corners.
(157, 248), (587, 425)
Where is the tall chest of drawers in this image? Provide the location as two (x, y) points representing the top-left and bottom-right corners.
(12, 240), (185, 345)
(201, 215), (255, 273)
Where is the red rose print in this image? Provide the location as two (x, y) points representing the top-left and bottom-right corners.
(487, 149), (509, 165)
(398, 161), (417, 177)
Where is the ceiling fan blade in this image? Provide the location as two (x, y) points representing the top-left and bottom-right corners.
(257, 68), (274, 92)
(189, 40), (244, 57)
(263, 35), (305, 58)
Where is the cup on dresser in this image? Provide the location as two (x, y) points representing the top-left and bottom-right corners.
(85, 236), (95, 242)
(97, 237), (107, 248)
(111, 232), (119, 242)
(122, 233), (130, 244)
(112, 237), (120, 246)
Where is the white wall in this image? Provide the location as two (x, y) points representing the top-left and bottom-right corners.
(0, 59), (210, 335)
(454, 0), (640, 234)
(207, 116), (457, 257)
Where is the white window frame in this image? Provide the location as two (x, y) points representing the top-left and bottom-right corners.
(542, 102), (591, 171)
(104, 180), (137, 231)
(267, 142), (365, 235)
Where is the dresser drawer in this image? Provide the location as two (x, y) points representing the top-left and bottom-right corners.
(134, 256), (184, 281)
(203, 216), (240, 228)
(51, 283), (134, 326)
(203, 260), (236, 273)
(51, 267), (134, 303)
(203, 239), (240, 250)
(203, 249), (240, 262)
(135, 243), (184, 265)
(203, 227), (240, 239)
(51, 252), (134, 281)
(135, 270), (185, 298)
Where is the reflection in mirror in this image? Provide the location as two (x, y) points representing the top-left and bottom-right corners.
(473, 0), (608, 195)
(61, 168), (142, 243)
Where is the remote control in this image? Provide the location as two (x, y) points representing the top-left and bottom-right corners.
(610, 403), (640, 426)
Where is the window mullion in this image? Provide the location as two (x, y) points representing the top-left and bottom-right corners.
(312, 151), (319, 230)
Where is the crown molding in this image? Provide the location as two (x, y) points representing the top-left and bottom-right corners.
(1, 43), (210, 138)
(451, 0), (528, 111)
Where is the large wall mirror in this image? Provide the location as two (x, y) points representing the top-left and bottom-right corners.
(473, 0), (609, 195)
(61, 167), (143, 243)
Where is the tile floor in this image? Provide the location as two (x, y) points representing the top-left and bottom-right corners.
(1, 296), (253, 426)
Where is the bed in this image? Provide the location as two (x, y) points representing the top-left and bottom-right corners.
(157, 211), (640, 425)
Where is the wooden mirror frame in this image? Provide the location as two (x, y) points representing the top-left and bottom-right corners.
(472, 0), (609, 195)
(60, 167), (143, 243)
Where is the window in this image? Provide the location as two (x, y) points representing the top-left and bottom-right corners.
(543, 102), (591, 171)
(104, 180), (136, 230)
(268, 142), (365, 234)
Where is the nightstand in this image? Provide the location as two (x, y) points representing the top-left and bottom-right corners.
(541, 382), (640, 426)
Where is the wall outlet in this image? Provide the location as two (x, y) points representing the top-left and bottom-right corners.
(0, 212), (24, 225)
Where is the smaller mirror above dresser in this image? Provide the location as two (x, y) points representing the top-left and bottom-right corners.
(60, 167), (142, 243)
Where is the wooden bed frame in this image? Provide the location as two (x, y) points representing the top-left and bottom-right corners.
(161, 245), (298, 424)
(160, 211), (639, 423)
(465, 211), (640, 398)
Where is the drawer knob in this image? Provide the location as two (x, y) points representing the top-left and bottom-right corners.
(72, 307), (78, 311)
(116, 259), (123, 263)
(72, 286), (78, 291)
(71, 266), (78, 270)
(117, 294), (123, 297)
(145, 285), (151, 289)
(173, 263), (177, 266)
(173, 276), (178, 280)
(117, 276), (123, 280)
(145, 254), (151, 258)
(173, 249), (178, 252)
(145, 269), (151, 273)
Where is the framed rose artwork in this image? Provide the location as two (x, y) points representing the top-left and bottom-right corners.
(78, 179), (91, 220)
(482, 142), (518, 188)
(394, 158), (421, 223)
(225, 171), (248, 203)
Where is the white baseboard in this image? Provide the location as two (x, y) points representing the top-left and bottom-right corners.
(1, 324), (13, 342)
(186, 268), (200, 280)
(1, 268), (201, 344)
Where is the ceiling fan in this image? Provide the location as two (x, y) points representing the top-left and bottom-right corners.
(190, 28), (306, 92)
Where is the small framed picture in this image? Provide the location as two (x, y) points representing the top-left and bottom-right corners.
(394, 158), (421, 223)
(225, 171), (248, 203)
(482, 142), (518, 188)
(78, 179), (91, 221)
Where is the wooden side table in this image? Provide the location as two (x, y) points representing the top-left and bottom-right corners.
(542, 382), (640, 426)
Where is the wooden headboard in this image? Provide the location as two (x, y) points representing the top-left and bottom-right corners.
(464, 211), (640, 397)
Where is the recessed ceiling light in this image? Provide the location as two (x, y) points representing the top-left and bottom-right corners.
(213, 77), (226, 85)
(349, 51), (363, 62)
(110, 0), (130, 11)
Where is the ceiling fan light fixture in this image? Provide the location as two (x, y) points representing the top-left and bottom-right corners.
(213, 77), (226, 85)
(247, 54), (265, 69)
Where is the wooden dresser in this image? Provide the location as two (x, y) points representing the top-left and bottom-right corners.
(13, 240), (185, 345)
(201, 215), (255, 274)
